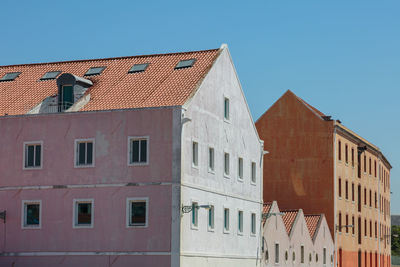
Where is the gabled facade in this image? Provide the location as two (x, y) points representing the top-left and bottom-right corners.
(0, 45), (263, 267)
(262, 201), (334, 266)
(256, 90), (392, 267)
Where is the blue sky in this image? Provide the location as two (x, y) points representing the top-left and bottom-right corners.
(1, 1), (399, 212)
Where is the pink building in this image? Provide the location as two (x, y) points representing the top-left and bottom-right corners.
(0, 45), (264, 266)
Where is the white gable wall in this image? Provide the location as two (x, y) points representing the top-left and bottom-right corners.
(180, 46), (263, 267)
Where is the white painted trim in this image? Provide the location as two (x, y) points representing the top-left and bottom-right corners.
(22, 141), (43, 170)
(73, 199), (94, 229)
(127, 136), (149, 166)
(180, 252), (258, 259)
(21, 200), (42, 229)
(74, 138), (95, 168)
(0, 251), (171, 256)
(126, 197), (149, 228)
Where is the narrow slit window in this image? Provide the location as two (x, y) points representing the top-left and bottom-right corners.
(238, 210), (243, 233)
(224, 97), (230, 120)
(251, 162), (256, 183)
(192, 202), (198, 227)
(224, 153), (230, 176)
(238, 157), (243, 180)
(251, 213), (256, 235)
(208, 205), (214, 230)
(192, 142), (198, 167)
(224, 208), (230, 231)
(208, 147), (214, 171)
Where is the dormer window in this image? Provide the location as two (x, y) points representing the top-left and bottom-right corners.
(60, 85), (74, 111)
(56, 73), (93, 112)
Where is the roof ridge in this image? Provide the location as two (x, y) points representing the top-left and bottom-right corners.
(0, 48), (220, 69)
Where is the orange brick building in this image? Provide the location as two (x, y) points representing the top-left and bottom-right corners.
(256, 90), (392, 267)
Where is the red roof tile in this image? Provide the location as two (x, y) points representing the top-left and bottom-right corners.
(304, 215), (321, 240)
(262, 202), (273, 224)
(0, 48), (221, 116)
(281, 209), (299, 235)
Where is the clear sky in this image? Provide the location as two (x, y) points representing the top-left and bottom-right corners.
(1, 1), (399, 212)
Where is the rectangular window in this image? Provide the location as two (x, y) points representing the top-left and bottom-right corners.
(323, 247), (327, 264)
(73, 199), (93, 228)
(127, 198), (148, 227)
(22, 201), (41, 228)
(364, 188), (367, 205)
(338, 140), (341, 161)
(352, 183), (355, 202)
(374, 160), (377, 177)
(301, 245), (305, 263)
(251, 213), (256, 235)
(375, 222), (377, 238)
(351, 148), (354, 167)
(192, 142), (198, 167)
(275, 243), (280, 264)
(75, 139), (94, 167)
(338, 178), (342, 198)
(345, 215), (349, 233)
(224, 208), (230, 232)
(345, 144), (348, 163)
(338, 213), (342, 232)
(352, 216), (355, 235)
(128, 137), (148, 165)
(369, 158), (372, 175)
(224, 153), (230, 176)
(251, 162), (256, 183)
(364, 219), (367, 237)
(208, 205), (214, 230)
(224, 97), (230, 120)
(238, 210), (243, 233)
(24, 142), (42, 168)
(208, 147), (214, 171)
(238, 157), (243, 180)
(192, 202), (198, 227)
(369, 190), (372, 207)
(364, 155), (367, 173)
(345, 180), (348, 200)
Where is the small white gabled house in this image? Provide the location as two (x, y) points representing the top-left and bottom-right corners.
(179, 44), (264, 267)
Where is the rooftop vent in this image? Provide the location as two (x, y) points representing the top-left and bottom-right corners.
(84, 67), (106, 76)
(0, 72), (21, 82)
(175, 59), (196, 69)
(40, 71), (61, 81)
(128, 63), (149, 73)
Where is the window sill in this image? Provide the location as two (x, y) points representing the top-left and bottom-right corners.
(250, 181), (257, 186)
(127, 224), (148, 229)
(223, 118), (231, 124)
(238, 177), (244, 183)
(190, 225), (199, 231)
(208, 169), (215, 175)
(223, 229), (230, 234)
(73, 224), (94, 229)
(23, 166), (42, 170)
(74, 164), (95, 169)
(224, 174), (230, 179)
(207, 227), (215, 233)
(237, 231), (243, 236)
(250, 233), (256, 237)
(191, 165), (199, 170)
(22, 225), (41, 230)
(128, 162), (149, 167)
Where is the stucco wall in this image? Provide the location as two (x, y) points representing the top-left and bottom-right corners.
(180, 47), (263, 266)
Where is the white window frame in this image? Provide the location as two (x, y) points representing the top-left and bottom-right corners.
(208, 146), (215, 173)
(192, 141), (199, 168)
(250, 212), (257, 236)
(251, 161), (257, 185)
(73, 199), (94, 229)
(21, 200), (42, 229)
(238, 157), (244, 181)
(23, 141), (43, 170)
(190, 200), (199, 230)
(223, 96), (230, 121)
(127, 136), (149, 166)
(126, 197), (149, 228)
(223, 207), (230, 233)
(237, 209), (243, 235)
(207, 203), (215, 232)
(74, 138), (95, 168)
(224, 152), (230, 178)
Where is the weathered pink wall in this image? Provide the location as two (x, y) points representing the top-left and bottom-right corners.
(0, 108), (177, 266)
(0, 108), (174, 187)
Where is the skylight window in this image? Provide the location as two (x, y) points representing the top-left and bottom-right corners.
(175, 59), (196, 69)
(0, 72), (21, 82)
(84, 67), (106, 76)
(128, 63), (149, 73)
(40, 71), (61, 81)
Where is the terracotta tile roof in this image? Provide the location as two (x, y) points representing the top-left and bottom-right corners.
(262, 202), (273, 224)
(0, 48), (221, 116)
(281, 209), (299, 235)
(304, 214), (321, 240)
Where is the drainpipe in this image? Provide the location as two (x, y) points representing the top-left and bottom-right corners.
(333, 126), (338, 267)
